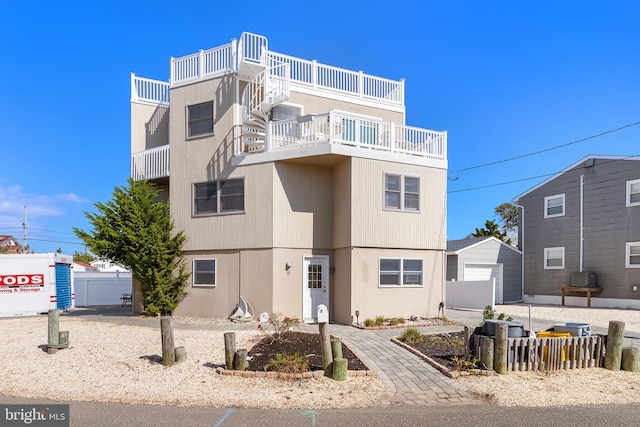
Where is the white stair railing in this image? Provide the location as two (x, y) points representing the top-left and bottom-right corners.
(131, 145), (170, 180)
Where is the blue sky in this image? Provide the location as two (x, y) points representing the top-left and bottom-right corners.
(1, 1), (639, 253)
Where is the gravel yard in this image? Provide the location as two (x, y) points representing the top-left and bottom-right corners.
(457, 304), (640, 407)
(0, 316), (384, 409)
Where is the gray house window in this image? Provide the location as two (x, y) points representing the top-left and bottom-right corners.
(626, 242), (640, 268)
(544, 194), (565, 218)
(187, 101), (214, 138)
(193, 259), (216, 287)
(379, 258), (423, 287)
(194, 178), (244, 215)
(544, 247), (565, 269)
(384, 174), (420, 211)
(626, 179), (640, 207)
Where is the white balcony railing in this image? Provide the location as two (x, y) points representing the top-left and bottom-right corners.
(131, 145), (170, 180)
(268, 111), (446, 160)
(130, 73), (170, 106)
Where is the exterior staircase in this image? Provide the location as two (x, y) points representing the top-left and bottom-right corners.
(240, 33), (290, 153)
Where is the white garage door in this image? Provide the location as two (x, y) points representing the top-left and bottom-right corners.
(464, 264), (503, 304)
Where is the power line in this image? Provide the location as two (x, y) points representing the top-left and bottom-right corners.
(448, 154), (640, 194)
(449, 120), (640, 181)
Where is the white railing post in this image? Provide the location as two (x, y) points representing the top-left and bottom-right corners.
(400, 78), (405, 105)
(198, 50), (204, 81)
(390, 122), (396, 152)
(442, 130), (448, 160)
(130, 73), (138, 103)
(358, 71), (364, 99)
(312, 60), (318, 88)
(231, 38), (238, 72)
(169, 57), (175, 85)
(265, 119), (272, 152)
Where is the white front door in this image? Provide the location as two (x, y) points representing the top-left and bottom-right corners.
(302, 255), (329, 322)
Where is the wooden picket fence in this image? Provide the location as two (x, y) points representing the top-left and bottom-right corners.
(473, 335), (606, 372)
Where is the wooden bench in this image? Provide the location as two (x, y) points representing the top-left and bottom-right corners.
(561, 287), (603, 308)
(121, 293), (132, 307)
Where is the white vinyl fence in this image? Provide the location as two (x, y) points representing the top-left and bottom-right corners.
(446, 279), (495, 311)
(74, 271), (132, 306)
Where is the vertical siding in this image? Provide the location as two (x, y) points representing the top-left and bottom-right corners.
(169, 76), (275, 251)
(131, 103), (169, 153)
(349, 248), (444, 321)
(350, 158), (447, 249)
(272, 163), (333, 249)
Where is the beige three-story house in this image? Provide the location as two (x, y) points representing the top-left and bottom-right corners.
(130, 32), (448, 324)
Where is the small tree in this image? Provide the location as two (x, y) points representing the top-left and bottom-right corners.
(74, 179), (189, 316)
(472, 219), (510, 243)
(495, 202), (519, 234)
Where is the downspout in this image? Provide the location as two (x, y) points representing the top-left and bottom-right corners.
(580, 174), (584, 273)
(514, 203), (525, 302)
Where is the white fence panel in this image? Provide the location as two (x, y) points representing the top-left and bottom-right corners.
(446, 279), (495, 311)
(74, 272), (132, 306)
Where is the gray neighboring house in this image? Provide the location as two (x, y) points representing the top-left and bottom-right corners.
(514, 155), (640, 308)
(446, 236), (523, 304)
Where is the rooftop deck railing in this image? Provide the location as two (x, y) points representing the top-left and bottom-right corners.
(130, 73), (170, 106)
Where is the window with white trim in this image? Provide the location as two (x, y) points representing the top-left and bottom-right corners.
(187, 101), (214, 138)
(544, 247), (565, 269)
(193, 259), (216, 287)
(194, 178), (244, 216)
(384, 174), (420, 211)
(626, 179), (640, 207)
(544, 194), (565, 218)
(626, 242), (640, 268)
(379, 258), (423, 287)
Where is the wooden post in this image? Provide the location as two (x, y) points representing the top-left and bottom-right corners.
(331, 338), (343, 360)
(494, 323), (508, 374)
(480, 336), (494, 371)
(604, 321), (625, 371)
(621, 348), (639, 372)
(319, 322), (333, 377)
(224, 332), (236, 370)
(332, 358), (348, 381)
(175, 346), (187, 363)
(463, 326), (471, 360)
(233, 349), (248, 370)
(58, 331), (69, 346)
(160, 316), (176, 366)
(48, 309), (60, 354)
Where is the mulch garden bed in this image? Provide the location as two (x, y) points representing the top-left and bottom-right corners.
(402, 331), (466, 369)
(247, 331), (368, 371)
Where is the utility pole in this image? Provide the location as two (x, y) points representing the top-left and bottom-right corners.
(22, 205), (27, 248)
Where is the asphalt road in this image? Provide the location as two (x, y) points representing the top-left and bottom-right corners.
(2, 395), (640, 427)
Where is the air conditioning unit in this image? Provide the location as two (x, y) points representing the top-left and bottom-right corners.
(571, 271), (597, 287)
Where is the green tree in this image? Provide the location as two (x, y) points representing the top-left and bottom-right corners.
(74, 179), (189, 316)
(472, 219), (511, 243)
(495, 202), (519, 234)
(73, 251), (96, 264)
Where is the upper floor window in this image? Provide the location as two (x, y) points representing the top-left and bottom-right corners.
(626, 242), (640, 268)
(626, 179), (640, 207)
(384, 174), (419, 211)
(544, 247), (565, 269)
(544, 194), (565, 218)
(193, 259), (216, 287)
(194, 178), (244, 216)
(379, 258), (423, 287)
(187, 101), (214, 138)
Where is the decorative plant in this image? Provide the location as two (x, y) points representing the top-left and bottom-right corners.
(364, 318), (375, 327)
(266, 352), (310, 373)
(398, 327), (425, 344)
(452, 356), (478, 372)
(374, 315), (385, 326)
(258, 313), (301, 343)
